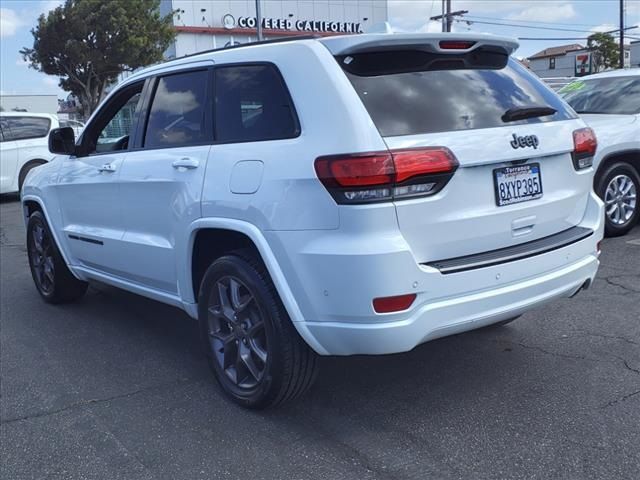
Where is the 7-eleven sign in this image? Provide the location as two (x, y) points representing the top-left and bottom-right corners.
(575, 53), (592, 76)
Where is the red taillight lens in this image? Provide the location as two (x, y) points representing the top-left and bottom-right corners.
(315, 148), (459, 204)
(373, 294), (416, 313)
(393, 148), (459, 182)
(439, 40), (476, 50)
(314, 153), (394, 187)
(572, 127), (597, 170)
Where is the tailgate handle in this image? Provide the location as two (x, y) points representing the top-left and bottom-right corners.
(512, 216), (536, 237)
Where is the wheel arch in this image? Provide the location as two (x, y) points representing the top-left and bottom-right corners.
(21, 195), (78, 278)
(594, 149), (640, 189)
(18, 158), (48, 190)
(184, 218), (328, 355)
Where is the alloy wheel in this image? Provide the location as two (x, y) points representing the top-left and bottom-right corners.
(206, 276), (268, 389)
(604, 174), (637, 226)
(29, 223), (55, 295)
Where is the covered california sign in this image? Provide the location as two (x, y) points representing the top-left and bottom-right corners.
(222, 14), (363, 34)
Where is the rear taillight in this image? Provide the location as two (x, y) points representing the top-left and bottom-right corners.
(572, 127), (597, 170)
(315, 148), (459, 204)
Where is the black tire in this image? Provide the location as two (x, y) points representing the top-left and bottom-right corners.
(18, 160), (46, 193)
(27, 211), (88, 304)
(596, 162), (640, 237)
(198, 251), (318, 409)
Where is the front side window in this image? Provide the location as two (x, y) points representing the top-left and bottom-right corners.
(560, 76), (640, 115)
(4, 116), (50, 141)
(83, 81), (144, 155)
(97, 93), (141, 149)
(144, 70), (209, 148)
(214, 64), (299, 143)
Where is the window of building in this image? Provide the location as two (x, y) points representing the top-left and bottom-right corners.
(3, 117), (50, 141)
(549, 57), (556, 69)
(144, 70), (209, 149)
(214, 64), (299, 143)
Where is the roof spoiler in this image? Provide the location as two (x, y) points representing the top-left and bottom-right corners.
(319, 33), (519, 57)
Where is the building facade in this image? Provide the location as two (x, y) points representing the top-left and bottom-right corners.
(528, 43), (632, 79)
(631, 41), (640, 68)
(0, 95), (59, 115)
(160, 0), (388, 58)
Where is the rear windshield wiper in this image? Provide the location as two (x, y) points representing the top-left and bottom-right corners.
(502, 105), (557, 123)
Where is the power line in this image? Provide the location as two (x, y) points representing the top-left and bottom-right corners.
(461, 14), (600, 28)
(457, 19), (599, 33)
(518, 37), (595, 40)
(430, 2), (468, 32)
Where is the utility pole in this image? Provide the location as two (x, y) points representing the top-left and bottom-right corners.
(256, 0), (263, 41)
(619, 0), (625, 68)
(430, 1), (468, 33)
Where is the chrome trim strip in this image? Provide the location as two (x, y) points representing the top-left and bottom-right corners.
(425, 227), (594, 274)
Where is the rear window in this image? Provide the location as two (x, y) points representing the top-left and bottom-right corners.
(560, 76), (640, 115)
(341, 53), (575, 137)
(3, 116), (51, 141)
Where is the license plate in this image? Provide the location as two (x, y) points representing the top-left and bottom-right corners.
(493, 163), (543, 207)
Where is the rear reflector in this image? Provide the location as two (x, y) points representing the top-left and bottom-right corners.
(439, 40), (476, 50)
(315, 148), (459, 204)
(572, 127), (597, 170)
(373, 294), (417, 313)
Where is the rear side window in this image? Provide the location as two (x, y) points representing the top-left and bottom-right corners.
(144, 70), (209, 148)
(341, 53), (575, 137)
(3, 117), (51, 141)
(214, 64), (299, 143)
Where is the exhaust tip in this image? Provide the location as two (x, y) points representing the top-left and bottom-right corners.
(570, 279), (591, 298)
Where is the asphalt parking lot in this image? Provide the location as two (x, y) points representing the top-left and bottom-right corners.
(1, 195), (639, 480)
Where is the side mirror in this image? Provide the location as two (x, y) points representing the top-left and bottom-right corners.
(48, 127), (76, 155)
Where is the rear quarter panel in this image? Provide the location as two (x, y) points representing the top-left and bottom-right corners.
(200, 41), (388, 231)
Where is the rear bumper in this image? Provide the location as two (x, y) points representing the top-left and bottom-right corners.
(303, 252), (597, 355)
(269, 191), (603, 356)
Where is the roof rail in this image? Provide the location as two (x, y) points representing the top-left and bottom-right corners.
(166, 35), (320, 64)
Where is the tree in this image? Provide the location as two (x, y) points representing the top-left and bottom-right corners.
(21, 0), (176, 118)
(587, 32), (620, 73)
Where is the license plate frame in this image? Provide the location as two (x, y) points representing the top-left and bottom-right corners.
(493, 163), (543, 207)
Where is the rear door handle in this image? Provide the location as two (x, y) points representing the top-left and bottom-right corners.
(98, 163), (116, 173)
(172, 158), (199, 170)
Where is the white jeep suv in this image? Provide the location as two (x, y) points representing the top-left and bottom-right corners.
(21, 34), (604, 408)
(560, 68), (640, 236)
(1, 112), (58, 194)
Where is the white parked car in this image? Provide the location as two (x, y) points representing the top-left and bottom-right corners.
(21, 34), (603, 408)
(0, 112), (58, 194)
(560, 68), (640, 236)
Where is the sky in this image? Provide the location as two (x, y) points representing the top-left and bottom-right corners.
(1, 0), (639, 100)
